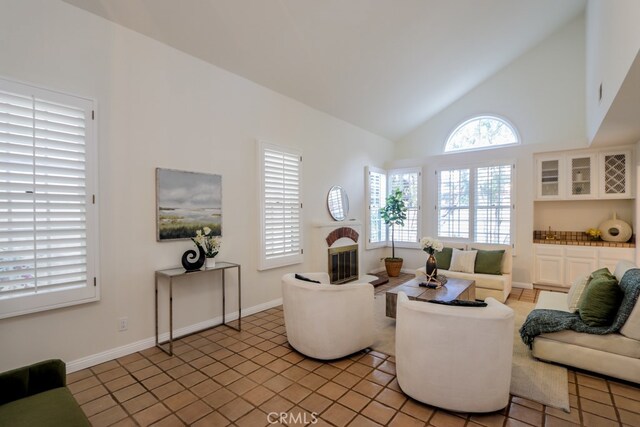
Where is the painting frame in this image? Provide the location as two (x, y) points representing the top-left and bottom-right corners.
(156, 168), (222, 241)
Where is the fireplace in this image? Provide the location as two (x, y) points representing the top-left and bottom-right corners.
(313, 223), (362, 284)
(328, 244), (359, 284)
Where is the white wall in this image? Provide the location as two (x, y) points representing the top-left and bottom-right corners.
(586, 0), (640, 143)
(534, 200), (633, 231)
(393, 15), (587, 285)
(0, 0), (393, 372)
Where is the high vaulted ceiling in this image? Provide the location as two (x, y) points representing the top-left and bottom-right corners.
(63, 0), (586, 141)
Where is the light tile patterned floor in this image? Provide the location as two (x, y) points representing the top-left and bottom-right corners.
(68, 274), (640, 426)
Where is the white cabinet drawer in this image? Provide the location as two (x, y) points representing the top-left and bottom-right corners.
(598, 247), (635, 262)
(534, 245), (563, 256)
(565, 247), (597, 259)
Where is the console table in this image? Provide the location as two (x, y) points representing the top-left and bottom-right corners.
(155, 262), (241, 355)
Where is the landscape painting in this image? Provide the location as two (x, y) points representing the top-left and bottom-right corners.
(156, 168), (222, 241)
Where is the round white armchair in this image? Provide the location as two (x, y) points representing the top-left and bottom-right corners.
(281, 273), (375, 360)
(395, 291), (514, 413)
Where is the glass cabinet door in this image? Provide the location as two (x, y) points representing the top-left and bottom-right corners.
(568, 154), (595, 198)
(539, 158), (561, 198)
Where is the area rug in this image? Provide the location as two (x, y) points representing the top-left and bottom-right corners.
(371, 295), (570, 411)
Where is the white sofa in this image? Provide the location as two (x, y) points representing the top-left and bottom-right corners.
(281, 273), (375, 360)
(531, 260), (640, 383)
(395, 292), (514, 412)
(416, 242), (512, 303)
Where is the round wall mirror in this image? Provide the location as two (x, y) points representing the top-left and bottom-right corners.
(327, 186), (349, 221)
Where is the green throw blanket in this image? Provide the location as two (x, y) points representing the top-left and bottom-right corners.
(520, 268), (640, 347)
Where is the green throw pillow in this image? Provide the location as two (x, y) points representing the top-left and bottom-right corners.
(578, 275), (623, 326)
(576, 267), (615, 309)
(434, 247), (453, 270)
(590, 267), (613, 279)
(472, 249), (505, 275)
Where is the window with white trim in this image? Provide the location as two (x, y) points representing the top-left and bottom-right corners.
(366, 166), (421, 248)
(437, 163), (514, 244)
(0, 78), (98, 319)
(258, 141), (303, 270)
(445, 116), (519, 153)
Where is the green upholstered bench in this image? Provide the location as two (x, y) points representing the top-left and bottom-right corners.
(0, 359), (90, 427)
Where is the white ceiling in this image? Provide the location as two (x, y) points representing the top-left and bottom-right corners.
(62, 0), (586, 141)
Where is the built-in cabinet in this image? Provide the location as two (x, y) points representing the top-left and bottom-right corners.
(534, 244), (635, 288)
(535, 148), (632, 200)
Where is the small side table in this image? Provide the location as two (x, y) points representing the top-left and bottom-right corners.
(155, 262), (241, 355)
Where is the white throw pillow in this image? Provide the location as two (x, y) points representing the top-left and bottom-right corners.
(567, 275), (589, 313)
(449, 249), (477, 274)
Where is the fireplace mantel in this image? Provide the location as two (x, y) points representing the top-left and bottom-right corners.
(313, 221), (362, 229)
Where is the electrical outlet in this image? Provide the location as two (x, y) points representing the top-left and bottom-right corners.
(118, 317), (128, 331)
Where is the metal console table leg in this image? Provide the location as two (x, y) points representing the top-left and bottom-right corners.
(155, 263), (242, 356)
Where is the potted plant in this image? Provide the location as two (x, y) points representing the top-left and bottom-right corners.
(381, 188), (408, 277)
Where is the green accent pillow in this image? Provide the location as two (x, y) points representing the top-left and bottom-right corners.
(590, 268), (613, 279)
(434, 247), (453, 270)
(576, 267), (615, 309)
(472, 249), (505, 275)
(578, 275), (623, 326)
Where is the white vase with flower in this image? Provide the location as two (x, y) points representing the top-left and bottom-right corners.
(191, 227), (221, 269)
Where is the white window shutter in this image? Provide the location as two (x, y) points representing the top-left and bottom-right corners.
(436, 163), (513, 245)
(0, 78), (98, 318)
(475, 164), (512, 244)
(259, 142), (303, 270)
(388, 168), (421, 243)
(366, 167), (387, 247)
(437, 168), (470, 239)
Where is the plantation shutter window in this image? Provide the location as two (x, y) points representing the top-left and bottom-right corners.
(388, 168), (421, 243)
(475, 164), (512, 244)
(0, 78), (98, 319)
(366, 167), (387, 247)
(437, 163), (514, 245)
(366, 166), (422, 248)
(437, 168), (470, 239)
(259, 141), (303, 270)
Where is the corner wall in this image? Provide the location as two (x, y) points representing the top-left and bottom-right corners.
(0, 0), (393, 371)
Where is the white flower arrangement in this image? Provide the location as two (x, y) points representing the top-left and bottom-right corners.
(420, 237), (443, 255)
(192, 227), (221, 258)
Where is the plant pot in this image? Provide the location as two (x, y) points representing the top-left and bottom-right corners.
(385, 258), (403, 277)
(205, 257), (216, 269)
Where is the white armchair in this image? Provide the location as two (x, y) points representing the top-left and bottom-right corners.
(282, 273), (375, 360)
(395, 292), (514, 413)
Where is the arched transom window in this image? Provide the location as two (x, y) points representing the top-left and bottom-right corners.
(445, 115), (519, 153)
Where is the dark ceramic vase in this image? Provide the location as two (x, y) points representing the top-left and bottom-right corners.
(182, 245), (205, 271)
(426, 253), (437, 280)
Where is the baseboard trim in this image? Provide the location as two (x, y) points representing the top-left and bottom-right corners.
(66, 297), (283, 373)
(512, 281), (533, 289)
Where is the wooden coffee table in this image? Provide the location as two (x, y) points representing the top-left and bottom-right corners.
(385, 277), (476, 318)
